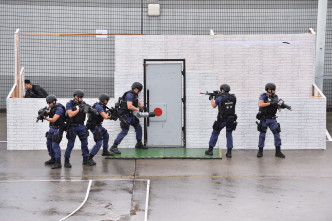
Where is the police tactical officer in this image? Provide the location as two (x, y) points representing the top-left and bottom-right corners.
(110, 82), (147, 151)
(86, 93), (119, 165)
(205, 84), (237, 158)
(44, 94), (66, 169)
(256, 83), (285, 158)
(24, 79), (48, 98)
(64, 89), (92, 167)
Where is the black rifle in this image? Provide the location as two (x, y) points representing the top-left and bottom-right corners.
(36, 106), (49, 122)
(104, 105), (120, 121)
(78, 103), (99, 115)
(270, 97), (292, 111)
(200, 90), (221, 99)
(277, 99), (292, 111)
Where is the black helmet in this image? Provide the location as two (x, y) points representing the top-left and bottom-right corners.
(99, 93), (110, 102)
(73, 89), (84, 98)
(265, 83), (276, 91)
(131, 82), (143, 91)
(220, 84), (230, 92)
(46, 94), (57, 103)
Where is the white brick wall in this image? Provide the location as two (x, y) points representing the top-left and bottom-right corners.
(7, 34), (326, 150)
(6, 98), (140, 150)
(113, 34), (325, 150)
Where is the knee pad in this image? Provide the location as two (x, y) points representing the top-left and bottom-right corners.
(120, 120), (130, 130)
(272, 123), (281, 134)
(212, 120), (222, 132)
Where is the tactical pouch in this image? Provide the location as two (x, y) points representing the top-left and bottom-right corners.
(120, 120), (130, 130)
(256, 112), (262, 120)
(226, 115), (235, 123)
(131, 117), (140, 127)
(52, 133), (63, 143)
(232, 122), (238, 131)
(256, 121), (267, 133)
(86, 127), (89, 137)
(212, 120), (222, 132)
(66, 128), (76, 142)
(93, 127), (103, 142)
(86, 121), (96, 130)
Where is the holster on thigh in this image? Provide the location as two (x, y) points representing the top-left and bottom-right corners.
(120, 119), (130, 130)
(212, 120), (222, 132)
(272, 123), (281, 134)
(93, 127), (103, 142)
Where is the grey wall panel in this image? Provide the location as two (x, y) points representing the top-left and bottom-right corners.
(1, 0), (330, 110)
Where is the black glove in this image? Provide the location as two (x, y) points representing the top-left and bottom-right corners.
(78, 105), (85, 113)
(209, 95), (213, 100)
(270, 99), (278, 107)
(139, 107), (144, 112)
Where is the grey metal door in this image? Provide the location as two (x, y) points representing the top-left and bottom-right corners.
(145, 62), (183, 147)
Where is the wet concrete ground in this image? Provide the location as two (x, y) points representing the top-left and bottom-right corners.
(1, 112), (332, 221)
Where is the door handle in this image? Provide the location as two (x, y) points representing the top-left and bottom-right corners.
(147, 89), (150, 127)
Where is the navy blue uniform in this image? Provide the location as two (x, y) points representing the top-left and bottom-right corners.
(46, 104), (65, 160)
(208, 93), (236, 148)
(114, 90), (142, 145)
(258, 93), (281, 148)
(65, 99), (89, 158)
(88, 102), (110, 155)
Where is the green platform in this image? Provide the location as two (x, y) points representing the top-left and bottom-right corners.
(105, 148), (222, 159)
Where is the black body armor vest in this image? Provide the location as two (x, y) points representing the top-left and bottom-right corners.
(120, 91), (139, 113)
(87, 102), (105, 125)
(259, 93), (278, 118)
(68, 100), (86, 124)
(218, 93), (236, 117)
(49, 103), (66, 127)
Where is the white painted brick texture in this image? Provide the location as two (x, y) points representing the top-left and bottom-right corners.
(7, 34), (325, 150)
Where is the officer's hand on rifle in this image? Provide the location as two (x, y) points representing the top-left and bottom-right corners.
(139, 107), (144, 112)
(209, 95), (214, 100)
(270, 99), (278, 107)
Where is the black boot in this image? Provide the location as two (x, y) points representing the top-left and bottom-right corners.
(44, 157), (56, 165)
(226, 148), (232, 158)
(102, 148), (114, 156)
(88, 155), (96, 166)
(82, 156), (90, 165)
(257, 147), (263, 157)
(64, 158), (72, 168)
(51, 158), (62, 169)
(135, 140), (148, 149)
(275, 146), (285, 158)
(110, 142), (121, 154)
(205, 145), (213, 155)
